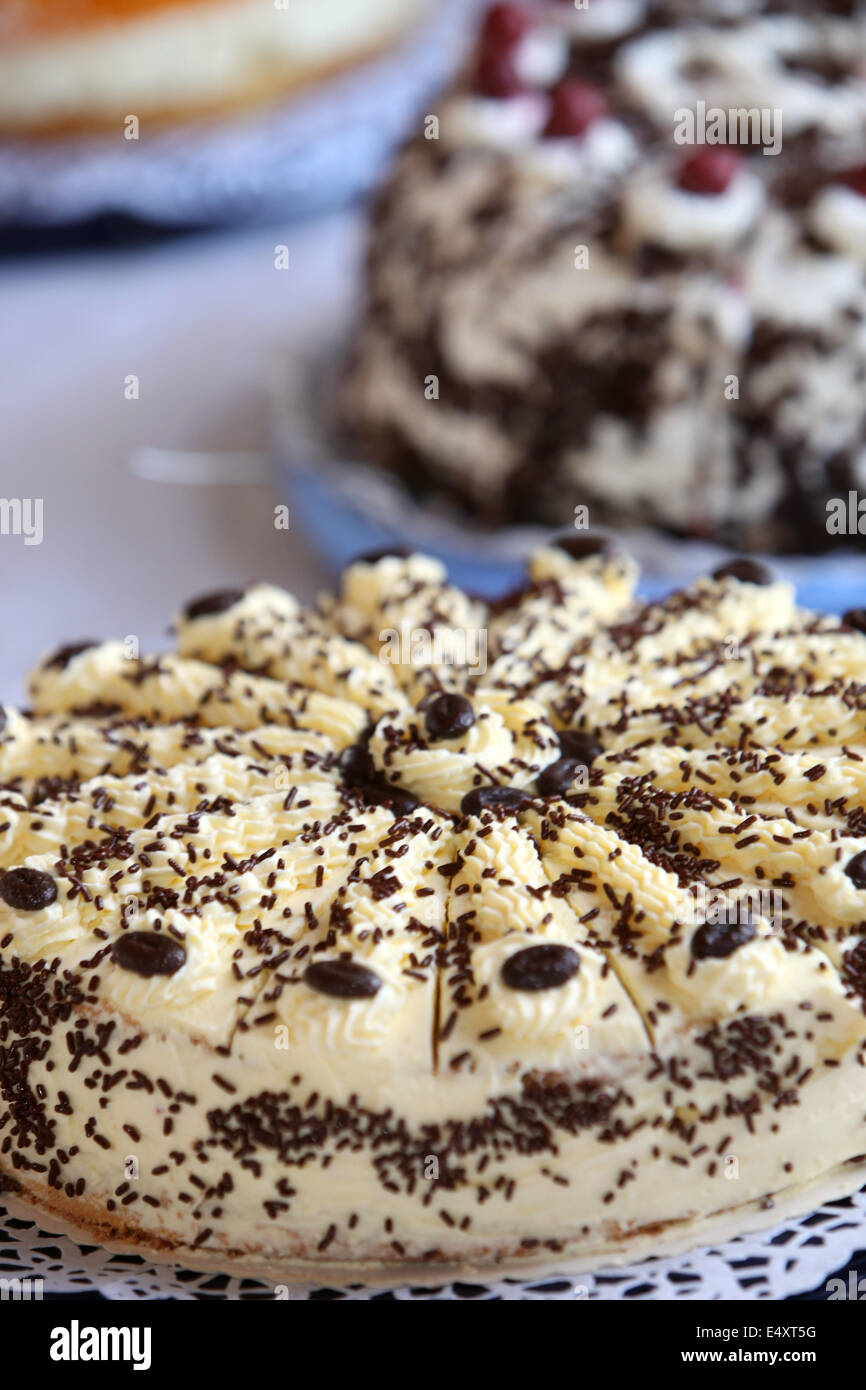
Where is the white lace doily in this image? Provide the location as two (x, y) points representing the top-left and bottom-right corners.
(2, 1188), (863, 1300)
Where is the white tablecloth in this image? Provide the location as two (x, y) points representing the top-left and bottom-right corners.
(0, 212), (359, 702)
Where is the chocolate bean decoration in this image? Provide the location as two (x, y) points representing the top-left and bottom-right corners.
(112, 931), (186, 978)
(305, 959), (382, 999)
(502, 944), (581, 992)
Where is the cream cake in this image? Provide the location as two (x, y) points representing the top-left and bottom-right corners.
(3, 540), (866, 1281)
(0, 0), (426, 136)
(344, 0), (866, 552)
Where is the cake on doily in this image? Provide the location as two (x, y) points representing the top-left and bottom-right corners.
(344, 0), (866, 553)
(3, 539), (866, 1278)
(0, 0), (426, 135)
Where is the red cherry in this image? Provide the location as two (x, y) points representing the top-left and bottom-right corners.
(840, 166), (866, 197)
(677, 148), (742, 195)
(543, 81), (609, 138)
(475, 45), (526, 98)
(480, 3), (531, 46)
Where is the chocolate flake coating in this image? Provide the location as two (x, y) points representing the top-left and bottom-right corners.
(502, 944), (581, 992)
(111, 931), (187, 978)
(0, 866), (58, 912)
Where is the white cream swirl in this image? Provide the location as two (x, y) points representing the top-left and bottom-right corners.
(469, 936), (597, 1042)
(620, 162), (765, 254)
(810, 183), (866, 266)
(368, 689), (561, 814)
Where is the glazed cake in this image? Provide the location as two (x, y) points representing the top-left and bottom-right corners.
(0, 0), (426, 135)
(4, 538), (866, 1279)
(344, 0), (866, 552)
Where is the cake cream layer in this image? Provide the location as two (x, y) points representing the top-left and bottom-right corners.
(3, 542), (866, 1271)
(0, 0), (423, 132)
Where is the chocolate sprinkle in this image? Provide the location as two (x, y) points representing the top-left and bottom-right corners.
(846, 851), (866, 889)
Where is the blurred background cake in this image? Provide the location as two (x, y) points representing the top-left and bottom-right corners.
(344, 0), (866, 553)
(0, 0), (427, 135)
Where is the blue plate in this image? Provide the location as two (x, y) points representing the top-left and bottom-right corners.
(275, 349), (866, 614)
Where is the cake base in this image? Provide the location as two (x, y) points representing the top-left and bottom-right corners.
(5, 1158), (865, 1291)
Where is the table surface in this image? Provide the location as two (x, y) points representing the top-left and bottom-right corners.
(0, 212), (364, 703)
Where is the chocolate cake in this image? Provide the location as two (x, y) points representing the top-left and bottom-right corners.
(344, 0), (866, 552)
(4, 540), (866, 1279)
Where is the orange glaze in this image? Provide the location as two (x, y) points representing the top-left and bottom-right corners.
(0, 0), (223, 45)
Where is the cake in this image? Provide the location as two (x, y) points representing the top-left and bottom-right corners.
(0, 0), (426, 136)
(4, 538), (866, 1281)
(344, 0), (866, 553)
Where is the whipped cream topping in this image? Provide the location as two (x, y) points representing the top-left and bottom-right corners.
(620, 162), (765, 253)
(513, 24), (570, 88)
(6, 546), (866, 1274)
(368, 688), (561, 813)
(440, 93), (550, 152)
(810, 182), (866, 265)
(618, 17), (866, 140)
